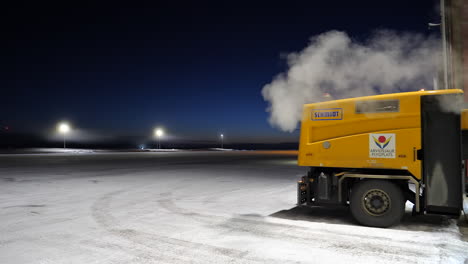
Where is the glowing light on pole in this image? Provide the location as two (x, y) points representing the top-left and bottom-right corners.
(220, 134), (224, 149)
(154, 128), (164, 149)
(57, 122), (70, 149)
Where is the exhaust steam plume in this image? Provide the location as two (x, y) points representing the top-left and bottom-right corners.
(262, 30), (440, 132)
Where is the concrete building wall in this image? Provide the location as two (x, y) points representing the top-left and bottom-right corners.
(447, 0), (468, 101)
(462, 1), (468, 97)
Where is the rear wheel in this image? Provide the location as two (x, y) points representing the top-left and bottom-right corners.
(350, 180), (405, 227)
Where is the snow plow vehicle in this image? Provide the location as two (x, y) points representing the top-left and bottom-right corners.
(297, 89), (468, 227)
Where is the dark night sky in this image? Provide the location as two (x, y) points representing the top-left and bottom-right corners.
(2, 1), (439, 145)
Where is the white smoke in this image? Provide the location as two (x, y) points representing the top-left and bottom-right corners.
(262, 30), (440, 132)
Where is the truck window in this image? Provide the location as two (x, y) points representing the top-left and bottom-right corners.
(355, 99), (399, 114)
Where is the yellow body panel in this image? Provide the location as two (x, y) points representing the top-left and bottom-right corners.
(298, 89), (463, 180)
(462, 109), (468, 130)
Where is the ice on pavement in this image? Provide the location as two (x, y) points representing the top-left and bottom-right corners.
(0, 148), (95, 155)
(0, 151), (467, 264)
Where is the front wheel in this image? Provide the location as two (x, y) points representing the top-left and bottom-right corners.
(350, 180), (405, 228)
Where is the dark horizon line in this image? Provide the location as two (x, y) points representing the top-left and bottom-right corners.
(0, 142), (299, 151)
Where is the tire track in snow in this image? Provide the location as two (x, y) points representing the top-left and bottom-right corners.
(91, 189), (283, 264)
(157, 193), (468, 264)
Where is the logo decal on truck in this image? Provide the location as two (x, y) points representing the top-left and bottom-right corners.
(311, 108), (343, 121)
(369, 133), (395, 158)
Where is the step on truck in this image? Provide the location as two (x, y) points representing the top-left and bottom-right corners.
(297, 89), (468, 227)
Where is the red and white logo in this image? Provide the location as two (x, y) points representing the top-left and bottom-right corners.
(369, 133), (396, 158)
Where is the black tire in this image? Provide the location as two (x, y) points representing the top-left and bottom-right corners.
(350, 180), (405, 228)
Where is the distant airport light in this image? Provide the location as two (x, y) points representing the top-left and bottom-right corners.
(155, 128), (164, 137)
(154, 128), (164, 149)
(58, 123), (70, 133)
(57, 122), (71, 149)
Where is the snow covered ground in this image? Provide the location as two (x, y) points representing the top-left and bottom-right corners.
(0, 151), (467, 264)
(0, 148), (97, 155)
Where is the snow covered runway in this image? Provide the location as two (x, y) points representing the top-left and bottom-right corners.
(1, 151), (467, 263)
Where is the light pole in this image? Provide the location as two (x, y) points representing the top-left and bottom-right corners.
(57, 122), (70, 149)
(440, 0), (449, 89)
(154, 128), (164, 149)
(428, 0), (449, 90)
(220, 134), (224, 149)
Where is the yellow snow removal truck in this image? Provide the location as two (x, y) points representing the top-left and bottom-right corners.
(297, 89), (468, 227)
